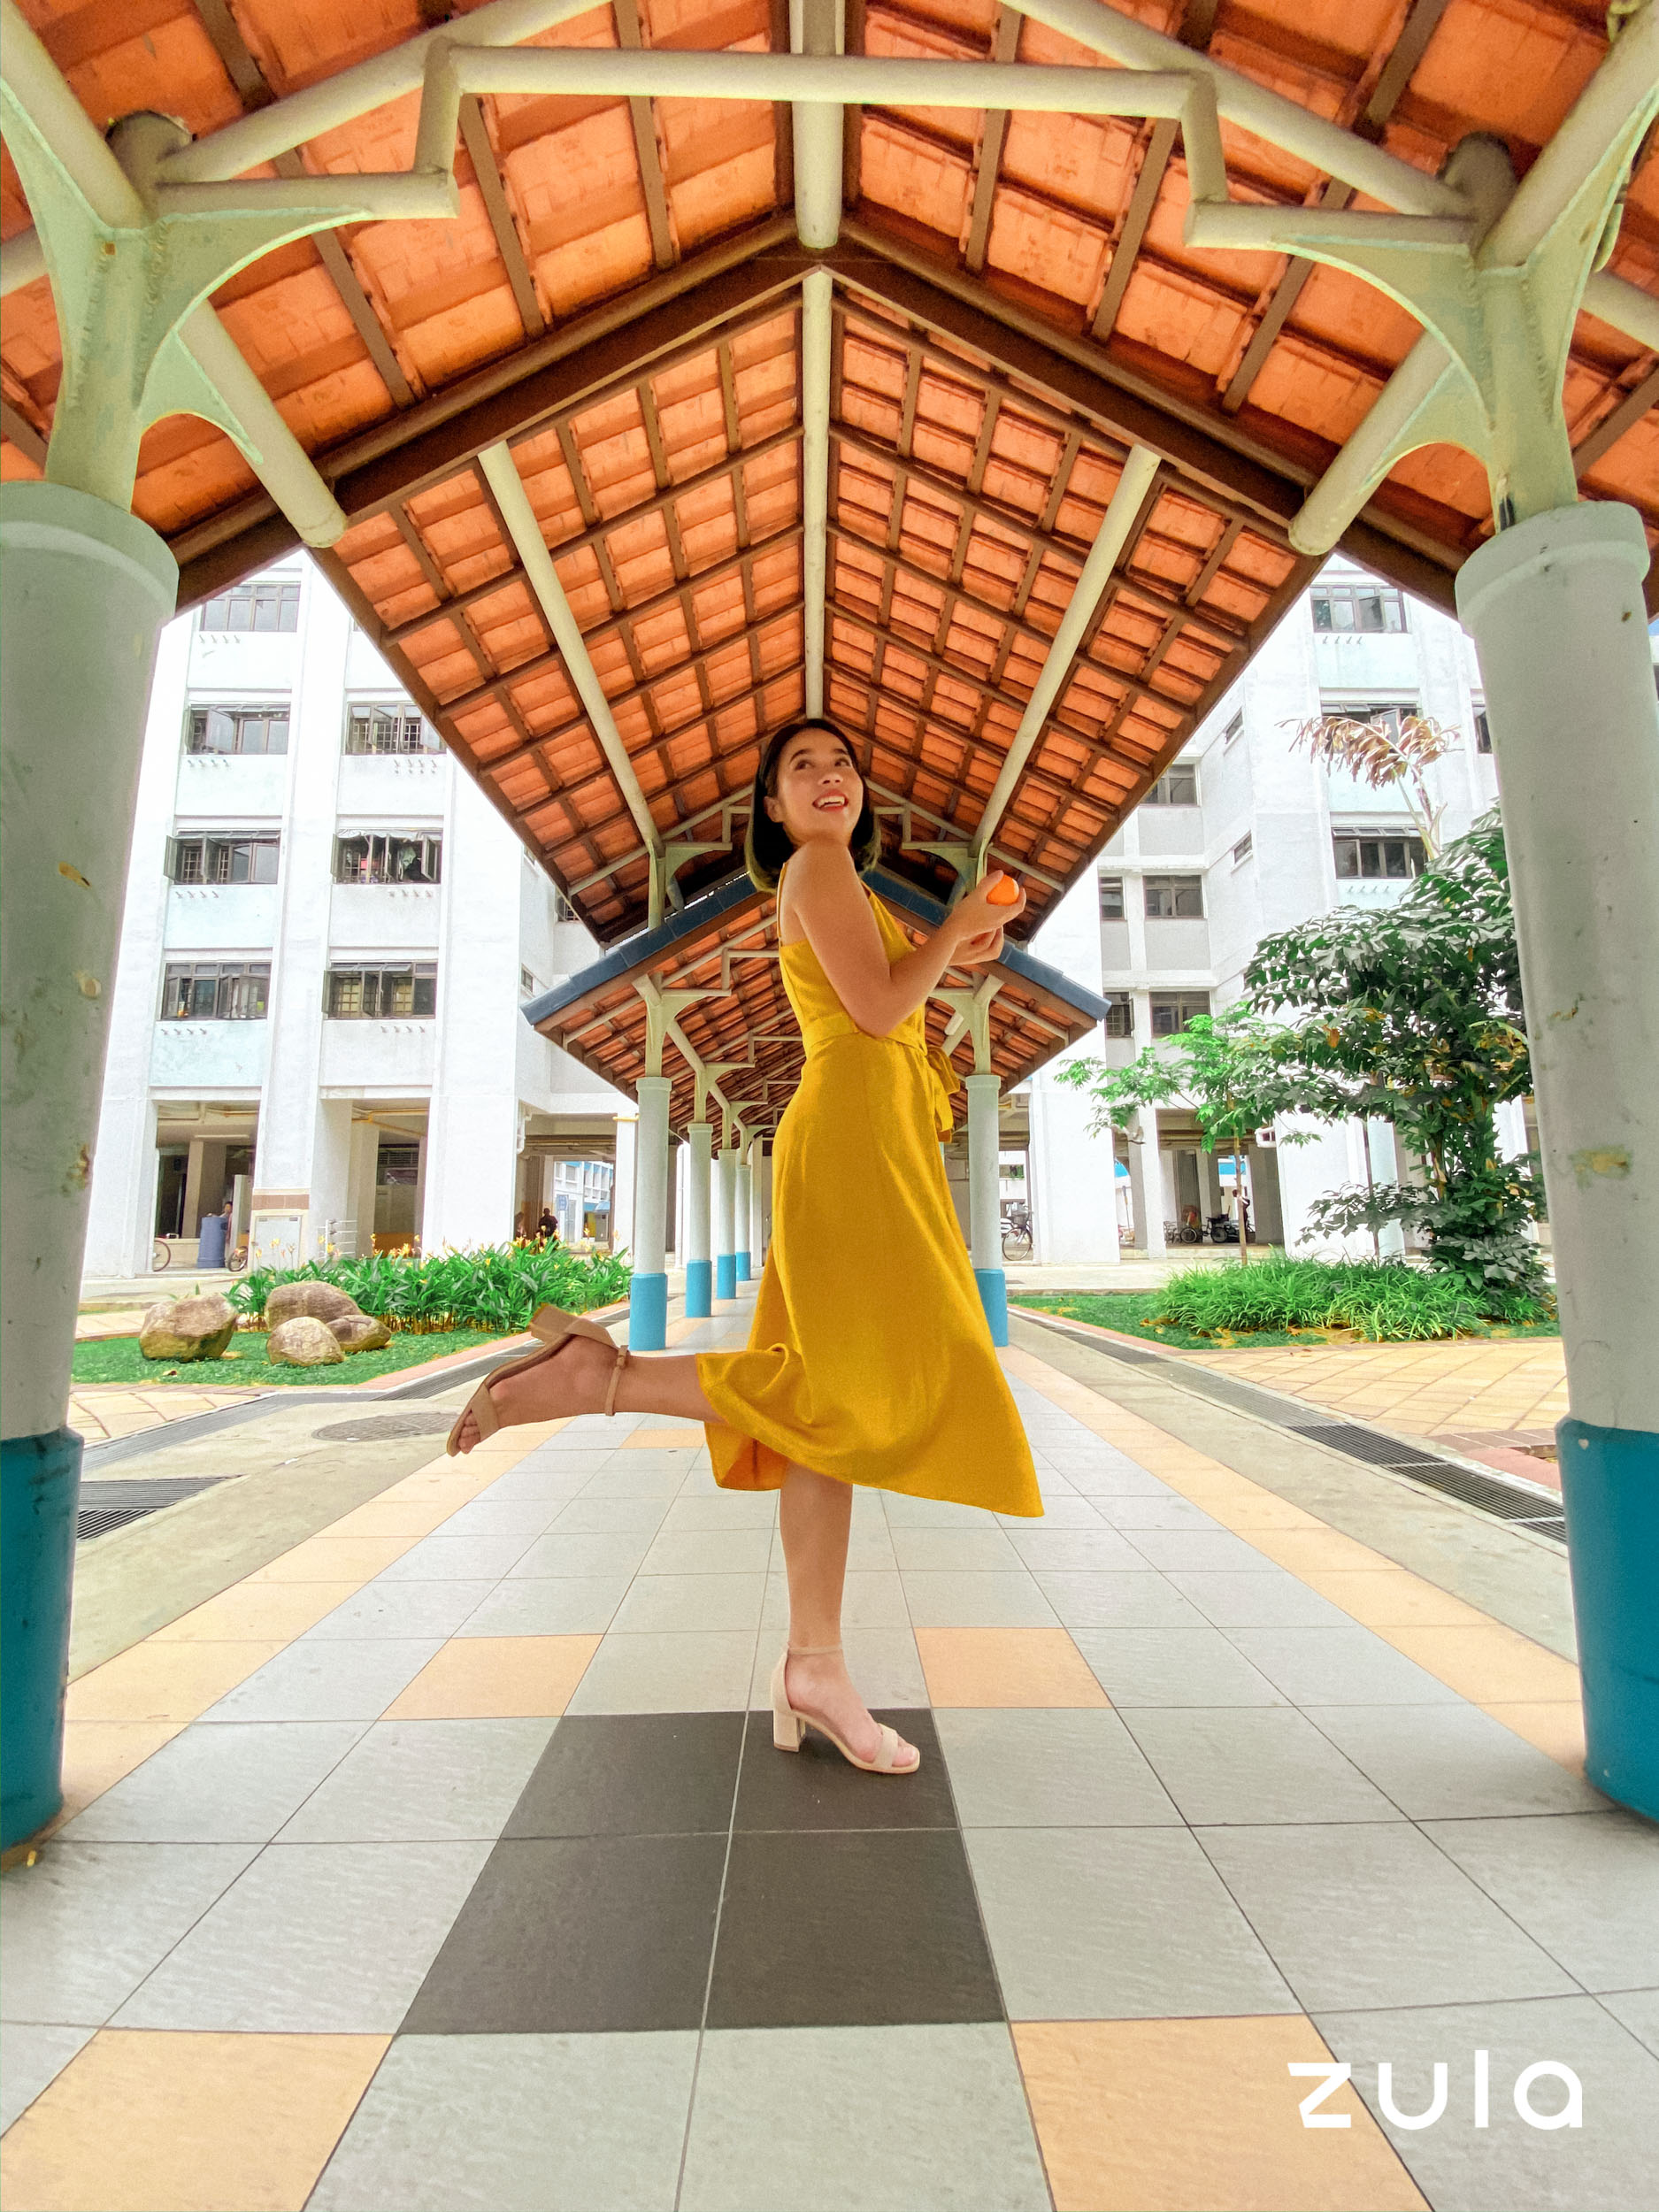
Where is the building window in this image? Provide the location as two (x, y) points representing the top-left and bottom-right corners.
(1150, 991), (1210, 1037)
(333, 833), (442, 885)
(160, 961), (271, 1020)
(1474, 706), (1493, 754)
(1146, 762), (1199, 805)
(1232, 833), (1254, 866)
(1103, 993), (1133, 1039)
(1334, 833), (1427, 880)
(1099, 875), (1125, 921)
(186, 706), (289, 756)
(345, 704), (441, 755)
(1144, 873), (1204, 918)
(377, 1145), (421, 1185)
(553, 887), (579, 924)
(166, 834), (280, 885)
(325, 963), (438, 1018)
(1222, 711), (1243, 746)
(1310, 580), (1407, 633)
(199, 576), (300, 633)
(520, 967), (538, 998)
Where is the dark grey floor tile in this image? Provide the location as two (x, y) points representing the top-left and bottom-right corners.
(708, 1830), (1002, 2028)
(403, 1833), (726, 2033)
(733, 1710), (951, 1832)
(503, 1711), (744, 1839)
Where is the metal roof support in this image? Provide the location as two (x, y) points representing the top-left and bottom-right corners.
(969, 442), (1161, 868)
(802, 266), (833, 718)
(792, 0), (845, 250)
(476, 441), (668, 917)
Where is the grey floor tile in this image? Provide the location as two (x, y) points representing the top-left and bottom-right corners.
(760, 1569), (910, 1630)
(509, 1531), (655, 1578)
(0, 1841), (257, 2024)
(277, 1719), (557, 1843)
(1125, 1529), (1279, 1572)
(58, 1721), (365, 1843)
(112, 1839), (491, 2032)
(380, 1533), (539, 1583)
(303, 1580), (501, 1640)
(582, 1463), (693, 1500)
(546, 1497), (672, 1534)
(565, 1631), (759, 1713)
(0, 2022), (96, 2131)
(891, 1527), (1024, 1571)
(309, 2032), (697, 2212)
(1305, 1705), (1614, 1821)
(476, 1461), (607, 1499)
(640, 1528), (775, 1575)
(455, 1576), (630, 1636)
(1199, 1823), (1579, 2011)
(432, 1496), (566, 1537)
(1032, 1572), (1210, 1630)
(1423, 1812), (1659, 1991)
(1315, 1993), (1659, 2212)
(1227, 1624), (1466, 1705)
(1046, 1461), (1173, 1497)
(1071, 1625), (1288, 1705)
(900, 1571), (1059, 1629)
(1598, 1987), (1659, 2057)
(935, 1708), (1180, 1828)
(610, 1572), (766, 1634)
(881, 1496), (1001, 1528)
(1005, 1527), (1151, 1573)
(661, 1491), (777, 1532)
(1163, 1570), (1354, 1629)
(965, 1825), (1296, 2020)
(995, 1494), (1103, 1528)
(1091, 1495), (1224, 1532)
(1120, 1706), (1404, 1825)
(504, 1712), (744, 1839)
(681, 2024), (1051, 2211)
(197, 1638), (444, 1723)
(845, 1523), (898, 1570)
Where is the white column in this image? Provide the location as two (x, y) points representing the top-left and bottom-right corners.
(735, 1150), (754, 1281)
(747, 1140), (766, 1275)
(716, 1135), (739, 1299)
(1129, 1106), (1166, 1256)
(1028, 866), (1119, 1266)
(611, 1110), (638, 1258)
(344, 1118), (380, 1257)
(629, 1074), (671, 1348)
(685, 1118), (713, 1316)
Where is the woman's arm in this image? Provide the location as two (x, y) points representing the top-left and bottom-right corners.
(784, 841), (1026, 1036)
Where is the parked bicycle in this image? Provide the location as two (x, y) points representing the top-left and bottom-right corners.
(1001, 1206), (1033, 1261)
(151, 1239), (171, 1271)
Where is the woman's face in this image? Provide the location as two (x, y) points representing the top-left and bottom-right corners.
(764, 727), (863, 851)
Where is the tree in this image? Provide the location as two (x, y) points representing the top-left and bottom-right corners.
(1288, 708), (1457, 857)
(1243, 811), (1548, 1309)
(1057, 1008), (1302, 1266)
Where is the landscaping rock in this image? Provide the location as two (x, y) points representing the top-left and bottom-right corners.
(138, 1294), (237, 1363)
(266, 1315), (346, 1366)
(329, 1312), (393, 1355)
(265, 1280), (362, 1330)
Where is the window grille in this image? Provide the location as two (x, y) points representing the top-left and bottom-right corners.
(333, 833), (442, 885)
(520, 967), (538, 998)
(1334, 833), (1426, 880)
(186, 707), (289, 756)
(1143, 874), (1204, 918)
(166, 834), (280, 885)
(345, 704), (441, 755)
(1103, 993), (1133, 1039)
(1099, 875), (1125, 921)
(1223, 711), (1243, 746)
(1150, 991), (1210, 1037)
(1146, 762), (1199, 804)
(1232, 833), (1254, 866)
(553, 887), (579, 924)
(1310, 580), (1408, 633)
(377, 1145), (421, 1185)
(160, 961), (271, 1020)
(198, 577), (300, 633)
(1474, 707), (1493, 754)
(325, 963), (438, 1018)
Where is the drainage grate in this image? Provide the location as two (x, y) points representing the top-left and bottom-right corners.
(1289, 1423), (1565, 1542)
(311, 1411), (458, 1443)
(76, 1476), (227, 1542)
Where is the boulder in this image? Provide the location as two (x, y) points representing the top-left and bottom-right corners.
(139, 1294), (237, 1363)
(330, 1311), (393, 1355)
(266, 1315), (345, 1367)
(265, 1280), (361, 1330)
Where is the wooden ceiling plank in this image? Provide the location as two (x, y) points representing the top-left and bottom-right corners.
(963, 5), (1023, 276)
(1091, 119), (1179, 344)
(615, 0), (677, 271)
(1573, 363), (1659, 475)
(457, 95), (546, 342)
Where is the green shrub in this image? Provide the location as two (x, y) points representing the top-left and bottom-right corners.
(228, 1244), (632, 1335)
(1147, 1254), (1549, 1343)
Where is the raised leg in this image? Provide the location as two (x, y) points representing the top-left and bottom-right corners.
(449, 1339), (718, 1454)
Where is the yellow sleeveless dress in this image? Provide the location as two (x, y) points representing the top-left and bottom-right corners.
(695, 879), (1042, 1516)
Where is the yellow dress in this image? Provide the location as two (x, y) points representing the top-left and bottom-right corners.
(696, 878), (1042, 1516)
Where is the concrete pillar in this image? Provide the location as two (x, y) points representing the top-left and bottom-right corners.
(1, 481), (177, 1849)
(1128, 1108), (1166, 1256)
(611, 1110), (638, 1260)
(685, 1119), (713, 1317)
(1027, 867), (1118, 1265)
(746, 1140), (766, 1277)
(1197, 1148), (1223, 1232)
(1457, 502), (1659, 1820)
(736, 1151), (754, 1281)
(629, 1076), (672, 1349)
(716, 1136), (739, 1301)
(758, 1142), (773, 1256)
(964, 1071), (1008, 1344)
(345, 1119), (379, 1257)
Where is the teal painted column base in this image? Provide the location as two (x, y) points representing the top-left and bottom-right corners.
(685, 1259), (712, 1318)
(976, 1267), (1010, 1348)
(736, 1253), (751, 1282)
(1559, 1416), (1659, 1823)
(715, 1255), (737, 1301)
(2, 1428), (81, 1851)
(627, 1273), (668, 1352)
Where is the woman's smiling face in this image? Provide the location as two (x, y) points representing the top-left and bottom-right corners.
(764, 726), (862, 851)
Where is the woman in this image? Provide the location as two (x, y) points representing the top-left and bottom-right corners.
(449, 718), (1042, 1776)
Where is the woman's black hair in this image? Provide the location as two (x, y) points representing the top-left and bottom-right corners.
(744, 717), (881, 893)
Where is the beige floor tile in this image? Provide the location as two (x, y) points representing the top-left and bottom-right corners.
(66, 1641), (288, 1724)
(383, 1634), (602, 1718)
(35, 1722), (183, 1837)
(1296, 1570), (1491, 1631)
(1205, 1494), (1328, 1531)
(1383, 1623), (1580, 1704)
(0, 2030), (388, 2211)
(371, 1471), (494, 1507)
(152, 1583), (363, 1643)
(1241, 1526), (1396, 1576)
(1013, 2017), (1427, 2212)
(1485, 1700), (1588, 1771)
(247, 1536), (418, 1584)
(915, 1627), (1110, 1709)
(312, 1502), (458, 1540)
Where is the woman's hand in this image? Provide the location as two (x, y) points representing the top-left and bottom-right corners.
(954, 924), (1004, 967)
(947, 872), (1026, 954)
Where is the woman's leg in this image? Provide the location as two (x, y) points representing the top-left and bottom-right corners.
(779, 1463), (918, 1771)
(449, 1338), (718, 1453)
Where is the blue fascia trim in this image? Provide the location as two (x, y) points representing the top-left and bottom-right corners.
(867, 868), (1114, 1026)
(522, 869), (757, 1031)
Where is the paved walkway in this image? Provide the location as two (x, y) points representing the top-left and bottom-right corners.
(68, 1386), (266, 1446)
(4, 1297), (1653, 2211)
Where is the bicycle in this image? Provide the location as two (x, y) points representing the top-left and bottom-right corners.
(227, 1243), (250, 1272)
(1001, 1210), (1033, 1262)
(151, 1239), (171, 1271)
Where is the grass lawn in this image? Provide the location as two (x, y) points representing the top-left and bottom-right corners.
(1010, 1291), (1561, 1352)
(73, 1326), (505, 1389)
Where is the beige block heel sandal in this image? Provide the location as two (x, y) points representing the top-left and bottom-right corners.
(770, 1642), (920, 1774)
(445, 1303), (630, 1455)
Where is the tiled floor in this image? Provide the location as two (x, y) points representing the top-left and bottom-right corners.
(68, 1384), (265, 1444)
(5, 1298), (1655, 2212)
(1179, 1336), (1568, 1448)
